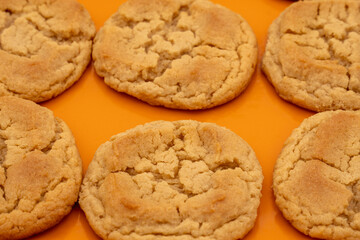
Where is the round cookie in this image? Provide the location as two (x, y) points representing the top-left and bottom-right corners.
(0, 96), (82, 239)
(0, 0), (96, 102)
(92, 0), (258, 110)
(273, 110), (360, 239)
(262, 0), (360, 112)
(79, 120), (263, 240)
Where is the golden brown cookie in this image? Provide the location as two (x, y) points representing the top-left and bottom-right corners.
(79, 120), (263, 240)
(273, 110), (360, 239)
(262, 0), (360, 112)
(93, 0), (258, 110)
(0, 96), (82, 239)
(0, 0), (95, 102)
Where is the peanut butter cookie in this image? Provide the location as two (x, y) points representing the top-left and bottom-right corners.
(0, 0), (95, 102)
(93, 0), (257, 110)
(0, 96), (82, 239)
(80, 120), (263, 240)
(262, 0), (360, 112)
(273, 111), (360, 239)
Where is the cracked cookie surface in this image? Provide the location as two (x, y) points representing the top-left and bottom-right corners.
(262, 0), (360, 112)
(79, 120), (263, 240)
(93, 0), (257, 110)
(273, 111), (360, 239)
(0, 96), (82, 239)
(0, 0), (95, 102)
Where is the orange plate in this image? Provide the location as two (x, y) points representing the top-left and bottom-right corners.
(30, 0), (314, 239)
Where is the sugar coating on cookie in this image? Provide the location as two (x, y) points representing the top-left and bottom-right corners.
(262, 0), (360, 112)
(0, 0), (95, 102)
(80, 120), (263, 240)
(0, 96), (82, 239)
(93, 0), (258, 110)
(273, 111), (360, 239)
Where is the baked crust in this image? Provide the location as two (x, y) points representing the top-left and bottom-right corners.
(93, 0), (257, 110)
(0, 0), (95, 102)
(262, 0), (360, 111)
(273, 111), (360, 239)
(80, 120), (263, 240)
(0, 96), (82, 239)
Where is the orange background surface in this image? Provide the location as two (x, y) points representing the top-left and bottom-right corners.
(28, 0), (316, 239)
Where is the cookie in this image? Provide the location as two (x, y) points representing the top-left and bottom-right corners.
(79, 120), (263, 240)
(92, 0), (258, 110)
(273, 111), (360, 239)
(0, 96), (82, 239)
(0, 0), (96, 102)
(262, 0), (360, 112)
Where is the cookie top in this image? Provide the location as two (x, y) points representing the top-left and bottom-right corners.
(79, 120), (263, 240)
(273, 111), (360, 239)
(93, 0), (257, 110)
(0, 0), (95, 102)
(0, 96), (82, 239)
(262, 0), (360, 112)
